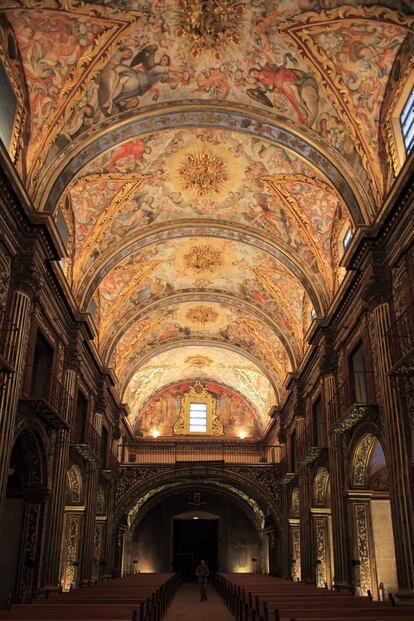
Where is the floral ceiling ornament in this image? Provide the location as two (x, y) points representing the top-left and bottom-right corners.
(185, 304), (219, 326)
(175, 0), (246, 59)
(178, 151), (229, 197)
(184, 244), (223, 274)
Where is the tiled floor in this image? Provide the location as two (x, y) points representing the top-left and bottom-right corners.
(164, 582), (235, 620)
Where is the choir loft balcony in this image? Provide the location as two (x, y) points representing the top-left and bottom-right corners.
(386, 303), (414, 377)
(333, 371), (378, 434)
(19, 366), (70, 430)
(297, 421), (328, 467)
(122, 439), (281, 466)
(71, 420), (101, 463)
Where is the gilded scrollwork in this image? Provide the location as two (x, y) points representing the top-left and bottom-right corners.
(173, 381), (224, 436)
(291, 526), (301, 582)
(314, 516), (328, 588)
(291, 486), (300, 518)
(353, 503), (373, 596)
(67, 464), (83, 504)
(313, 466), (330, 506)
(352, 433), (376, 488)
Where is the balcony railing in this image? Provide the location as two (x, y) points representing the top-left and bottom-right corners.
(71, 420), (101, 462)
(20, 366), (70, 429)
(122, 440), (281, 465)
(297, 421), (327, 467)
(386, 303), (414, 376)
(333, 371), (377, 433)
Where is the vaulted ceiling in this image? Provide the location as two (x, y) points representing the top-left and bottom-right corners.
(1, 0), (413, 438)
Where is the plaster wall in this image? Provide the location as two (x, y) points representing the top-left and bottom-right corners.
(371, 499), (398, 598)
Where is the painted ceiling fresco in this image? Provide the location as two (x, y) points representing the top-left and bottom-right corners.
(1, 1), (412, 439)
(68, 128), (344, 299)
(124, 346), (276, 425)
(93, 236), (311, 363)
(131, 379), (263, 439)
(112, 300), (291, 394)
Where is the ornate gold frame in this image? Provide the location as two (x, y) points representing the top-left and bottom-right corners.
(173, 382), (223, 435)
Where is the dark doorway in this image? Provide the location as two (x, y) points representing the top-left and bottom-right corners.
(173, 519), (218, 581)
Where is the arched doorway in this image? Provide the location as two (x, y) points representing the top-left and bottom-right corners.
(0, 428), (48, 606)
(348, 432), (397, 599)
(125, 485), (265, 578)
(173, 510), (219, 580)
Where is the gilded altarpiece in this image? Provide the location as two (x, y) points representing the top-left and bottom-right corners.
(289, 521), (301, 582)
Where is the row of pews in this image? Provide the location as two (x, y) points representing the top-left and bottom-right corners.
(0, 573), (180, 621)
(215, 573), (414, 621)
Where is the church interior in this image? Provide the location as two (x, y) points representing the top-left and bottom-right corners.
(0, 0), (414, 618)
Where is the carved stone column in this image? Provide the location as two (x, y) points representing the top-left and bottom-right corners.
(324, 373), (352, 591)
(42, 360), (78, 589)
(0, 268), (37, 525)
(370, 301), (414, 599)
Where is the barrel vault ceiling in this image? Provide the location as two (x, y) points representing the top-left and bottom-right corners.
(2, 0), (413, 438)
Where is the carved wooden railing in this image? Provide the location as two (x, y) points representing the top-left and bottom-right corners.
(20, 366), (71, 428)
(333, 371), (377, 433)
(122, 440), (281, 465)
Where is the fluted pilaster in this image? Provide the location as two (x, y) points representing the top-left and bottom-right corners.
(324, 373), (352, 591)
(42, 368), (77, 588)
(79, 461), (99, 584)
(0, 290), (32, 525)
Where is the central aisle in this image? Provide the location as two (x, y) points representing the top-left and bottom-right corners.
(164, 582), (235, 621)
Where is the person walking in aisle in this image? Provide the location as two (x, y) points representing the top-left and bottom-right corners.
(195, 559), (210, 601)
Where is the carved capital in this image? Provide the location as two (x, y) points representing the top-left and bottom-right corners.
(11, 256), (43, 299)
(360, 261), (391, 311)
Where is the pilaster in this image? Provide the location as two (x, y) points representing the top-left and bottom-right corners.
(0, 263), (39, 525)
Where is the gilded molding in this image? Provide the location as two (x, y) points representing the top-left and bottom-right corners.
(173, 382), (224, 436)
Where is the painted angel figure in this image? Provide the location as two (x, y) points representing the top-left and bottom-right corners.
(98, 44), (173, 114)
(245, 53), (319, 127)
